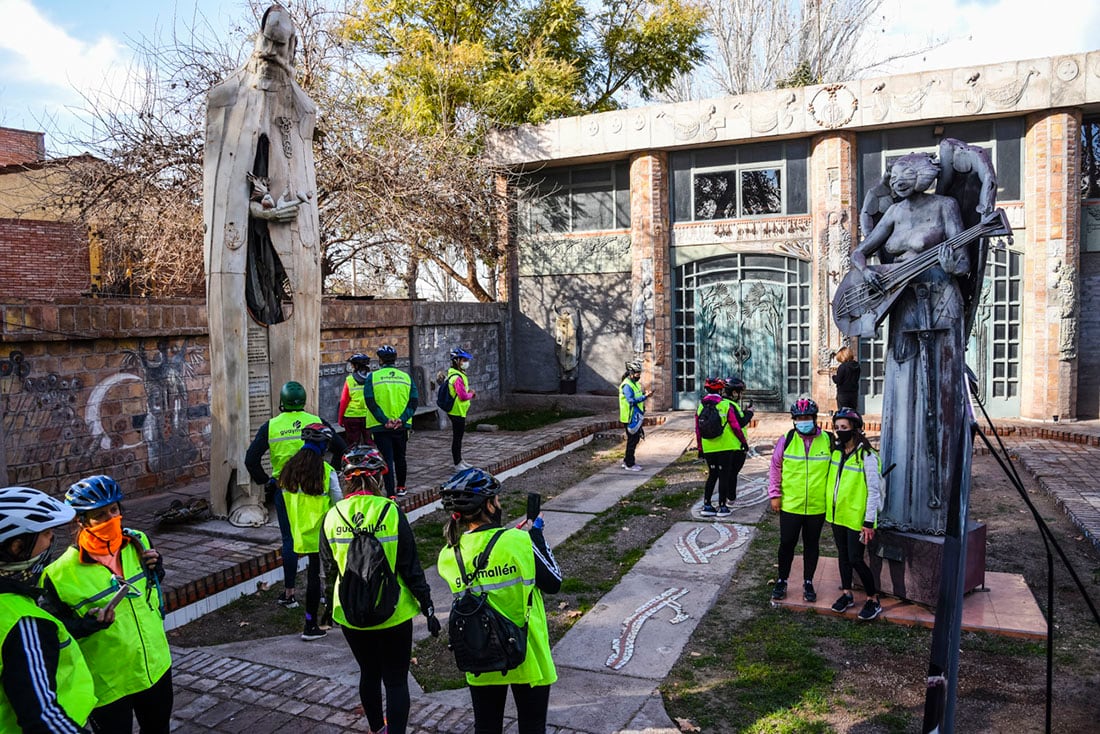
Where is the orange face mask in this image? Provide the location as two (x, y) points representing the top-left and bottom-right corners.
(78, 515), (125, 557)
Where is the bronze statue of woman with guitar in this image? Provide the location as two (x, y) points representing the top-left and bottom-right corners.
(833, 141), (1010, 535)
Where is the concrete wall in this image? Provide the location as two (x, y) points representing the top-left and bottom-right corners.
(0, 298), (508, 498)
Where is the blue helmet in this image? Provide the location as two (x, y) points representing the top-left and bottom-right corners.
(377, 345), (398, 363)
(347, 353), (371, 368)
(65, 475), (124, 513)
(449, 347), (472, 362)
(440, 468), (499, 515)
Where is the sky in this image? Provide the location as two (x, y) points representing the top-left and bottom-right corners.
(1, 0), (1100, 153)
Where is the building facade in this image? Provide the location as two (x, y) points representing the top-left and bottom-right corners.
(492, 52), (1100, 420)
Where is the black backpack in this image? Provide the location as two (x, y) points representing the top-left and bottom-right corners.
(436, 375), (456, 412)
(698, 401), (725, 439)
(448, 530), (530, 675)
(333, 502), (400, 627)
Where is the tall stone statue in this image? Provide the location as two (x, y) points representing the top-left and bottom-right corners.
(832, 140), (1008, 535)
(203, 4), (322, 526)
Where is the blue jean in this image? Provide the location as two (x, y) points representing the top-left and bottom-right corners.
(274, 489), (298, 590)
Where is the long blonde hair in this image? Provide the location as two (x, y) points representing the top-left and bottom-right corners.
(835, 346), (855, 363)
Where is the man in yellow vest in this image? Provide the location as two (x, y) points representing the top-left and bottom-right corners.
(338, 353), (373, 446)
(618, 360), (651, 471)
(363, 345), (418, 497)
(0, 486), (97, 733)
(246, 381), (346, 608)
(43, 475), (172, 733)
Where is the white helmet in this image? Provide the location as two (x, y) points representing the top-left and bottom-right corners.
(0, 487), (75, 545)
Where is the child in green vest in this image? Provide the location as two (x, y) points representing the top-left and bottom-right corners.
(279, 424), (343, 641)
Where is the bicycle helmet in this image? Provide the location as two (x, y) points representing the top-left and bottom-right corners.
(279, 381), (307, 411)
(703, 377), (726, 393)
(440, 468), (499, 515)
(342, 446), (389, 477)
(65, 475), (124, 513)
(300, 423), (333, 445)
(833, 406), (864, 431)
(377, 345), (397, 363)
(449, 347), (472, 362)
(0, 487), (75, 545)
(790, 397), (819, 419)
(625, 360), (642, 374)
(347, 353), (371, 368)
(725, 375), (746, 392)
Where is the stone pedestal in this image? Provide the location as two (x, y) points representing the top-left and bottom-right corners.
(868, 523), (987, 608)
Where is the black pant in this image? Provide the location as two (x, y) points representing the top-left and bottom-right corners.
(623, 423), (642, 467)
(836, 392), (858, 411)
(449, 414), (466, 465)
(342, 620), (413, 734)
(304, 552), (321, 621)
(702, 449), (746, 506)
(777, 511), (826, 581)
(371, 428), (408, 493)
(832, 525), (876, 595)
(469, 683), (552, 734)
(89, 668), (172, 734)
(274, 489), (298, 590)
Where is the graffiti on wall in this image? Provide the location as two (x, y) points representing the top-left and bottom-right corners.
(1, 340), (207, 476)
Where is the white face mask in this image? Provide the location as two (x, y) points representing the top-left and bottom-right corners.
(459, 360), (470, 370)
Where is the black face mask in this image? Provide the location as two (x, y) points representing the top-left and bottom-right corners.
(487, 504), (502, 526)
(836, 429), (855, 445)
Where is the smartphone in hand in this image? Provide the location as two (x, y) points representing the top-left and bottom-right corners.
(526, 492), (542, 521)
(104, 581), (133, 613)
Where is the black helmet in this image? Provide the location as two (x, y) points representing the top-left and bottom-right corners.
(725, 375), (746, 392)
(65, 475), (124, 513)
(440, 468), (499, 515)
(833, 406), (864, 431)
(342, 446), (388, 477)
(347, 353), (371, 368)
(790, 397), (819, 418)
(377, 345), (397, 363)
(300, 423), (333, 445)
(279, 381), (307, 411)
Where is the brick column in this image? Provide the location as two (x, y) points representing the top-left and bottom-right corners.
(629, 152), (672, 410)
(809, 131), (859, 410)
(1022, 111), (1080, 420)
(494, 172), (515, 303)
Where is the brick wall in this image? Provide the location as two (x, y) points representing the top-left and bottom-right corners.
(0, 219), (90, 298)
(630, 151), (672, 410)
(0, 128), (44, 167)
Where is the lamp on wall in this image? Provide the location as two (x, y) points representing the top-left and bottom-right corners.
(933, 125), (945, 137)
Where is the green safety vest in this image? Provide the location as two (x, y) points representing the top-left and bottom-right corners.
(697, 398), (745, 452)
(780, 430), (832, 515)
(447, 367), (472, 418)
(343, 374), (369, 418)
(619, 378), (644, 424)
(42, 531), (171, 707)
(365, 367), (413, 428)
(283, 462), (334, 554)
(0, 591), (97, 730)
(436, 528), (557, 688)
(268, 410), (321, 478)
(826, 446), (878, 532)
(322, 494), (421, 630)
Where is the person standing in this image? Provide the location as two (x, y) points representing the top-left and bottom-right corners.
(768, 398), (831, 603)
(444, 348), (476, 471)
(321, 446), (439, 734)
(831, 347), (861, 411)
(437, 468), (561, 734)
(43, 476), (172, 733)
(826, 408), (884, 621)
(0, 486), (97, 733)
(278, 425), (343, 641)
(246, 381), (346, 608)
(694, 378), (749, 517)
(338, 353), (373, 447)
(364, 345), (418, 497)
(619, 360), (651, 472)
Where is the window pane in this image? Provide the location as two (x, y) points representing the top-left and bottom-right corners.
(1082, 120), (1100, 199)
(741, 169), (782, 215)
(786, 153), (808, 214)
(573, 188), (612, 231)
(694, 172), (738, 219)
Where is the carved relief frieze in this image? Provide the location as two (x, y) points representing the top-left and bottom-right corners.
(741, 92), (797, 134)
(518, 232), (631, 276)
(672, 216), (813, 251)
(956, 69), (1038, 113)
(1050, 258), (1079, 361)
(808, 84), (858, 128)
(657, 104), (724, 142)
(818, 210), (853, 365)
(870, 78), (939, 122)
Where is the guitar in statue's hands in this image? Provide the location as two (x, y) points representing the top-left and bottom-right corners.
(832, 208), (1012, 338)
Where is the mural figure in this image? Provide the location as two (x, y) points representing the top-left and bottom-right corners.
(204, 4), (322, 525)
(833, 139), (1009, 534)
(554, 306), (579, 386)
(632, 271), (654, 354)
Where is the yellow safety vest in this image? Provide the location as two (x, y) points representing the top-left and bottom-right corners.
(42, 531), (171, 707)
(365, 367), (413, 428)
(436, 528), (556, 687)
(619, 377), (644, 423)
(0, 591), (97, 730)
(343, 374), (369, 418)
(283, 462), (334, 554)
(697, 398), (746, 452)
(268, 410), (322, 478)
(322, 494), (421, 630)
(780, 430), (832, 515)
(447, 368), (472, 418)
(826, 446), (877, 532)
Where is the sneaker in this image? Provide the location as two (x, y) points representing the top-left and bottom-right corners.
(276, 594), (299, 610)
(857, 598), (882, 621)
(301, 622), (328, 641)
(621, 462), (643, 472)
(395, 486), (408, 497)
(803, 581), (817, 603)
(454, 461), (471, 471)
(716, 505), (732, 517)
(771, 579), (787, 600)
(830, 593), (855, 614)
(700, 503), (717, 517)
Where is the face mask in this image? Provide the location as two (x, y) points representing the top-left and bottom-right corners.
(459, 360), (470, 370)
(836, 429), (855, 445)
(2, 543), (55, 586)
(794, 420), (815, 435)
(78, 515), (125, 556)
(487, 504), (502, 526)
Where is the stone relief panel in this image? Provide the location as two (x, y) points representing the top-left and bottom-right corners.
(1050, 256), (1079, 361)
(870, 78), (940, 122)
(518, 233), (631, 276)
(671, 216), (812, 261)
(656, 104), (725, 142)
(808, 84), (859, 129)
(818, 210), (853, 365)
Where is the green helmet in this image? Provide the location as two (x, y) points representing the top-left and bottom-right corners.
(279, 381), (307, 411)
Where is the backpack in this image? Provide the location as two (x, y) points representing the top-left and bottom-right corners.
(332, 502), (400, 627)
(697, 401), (725, 440)
(436, 375), (456, 413)
(448, 530), (530, 675)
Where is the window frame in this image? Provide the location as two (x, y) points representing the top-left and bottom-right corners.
(518, 162), (631, 235)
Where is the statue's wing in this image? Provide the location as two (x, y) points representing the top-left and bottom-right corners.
(859, 173), (896, 263)
(937, 138), (998, 338)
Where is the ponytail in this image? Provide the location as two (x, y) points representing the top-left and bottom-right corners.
(443, 506), (491, 548)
